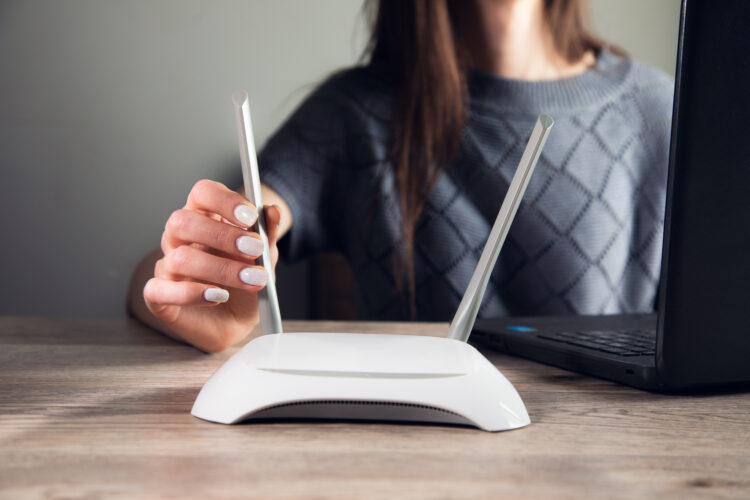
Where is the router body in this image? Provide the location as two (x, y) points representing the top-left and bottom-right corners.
(191, 332), (529, 431)
(192, 96), (553, 432)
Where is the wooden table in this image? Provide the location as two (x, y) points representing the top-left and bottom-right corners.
(1, 317), (749, 499)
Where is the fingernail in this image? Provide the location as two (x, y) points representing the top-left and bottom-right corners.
(236, 235), (264, 257)
(234, 205), (258, 227)
(239, 267), (267, 286)
(203, 288), (229, 303)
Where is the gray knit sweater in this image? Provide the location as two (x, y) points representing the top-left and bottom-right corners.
(259, 49), (674, 321)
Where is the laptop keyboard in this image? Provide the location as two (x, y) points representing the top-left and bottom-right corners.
(537, 329), (656, 356)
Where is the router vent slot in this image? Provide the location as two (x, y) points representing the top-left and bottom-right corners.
(260, 400), (463, 417)
(245, 399), (474, 427)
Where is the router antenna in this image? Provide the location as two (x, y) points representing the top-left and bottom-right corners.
(233, 91), (283, 335)
(447, 115), (553, 342)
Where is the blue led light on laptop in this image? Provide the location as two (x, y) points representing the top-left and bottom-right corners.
(506, 326), (537, 333)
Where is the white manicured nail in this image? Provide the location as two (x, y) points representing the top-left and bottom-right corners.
(239, 267), (268, 286)
(234, 205), (258, 227)
(236, 236), (264, 256)
(203, 288), (229, 303)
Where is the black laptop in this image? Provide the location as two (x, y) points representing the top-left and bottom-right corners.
(472, 0), (750, 391)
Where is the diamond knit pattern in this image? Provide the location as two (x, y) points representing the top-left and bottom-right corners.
(260, 50), (674, 321)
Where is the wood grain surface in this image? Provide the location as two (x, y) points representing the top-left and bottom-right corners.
(1, 316), (749, 499)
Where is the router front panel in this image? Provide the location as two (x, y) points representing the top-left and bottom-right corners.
(191, 333), (530, 432)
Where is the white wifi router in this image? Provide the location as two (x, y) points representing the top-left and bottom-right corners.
(191, 91), (553, 432)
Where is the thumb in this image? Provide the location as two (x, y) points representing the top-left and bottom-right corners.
(263, 204), (281, 265)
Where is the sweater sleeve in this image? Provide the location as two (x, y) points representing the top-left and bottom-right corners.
(259, 67), (393, 263)
(258, 79), (352, 262)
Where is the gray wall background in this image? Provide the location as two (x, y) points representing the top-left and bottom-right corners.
(0, 0), (680, 317)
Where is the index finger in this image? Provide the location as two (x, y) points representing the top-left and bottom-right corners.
(186, 179), (258, 229)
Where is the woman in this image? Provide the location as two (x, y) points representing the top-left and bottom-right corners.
(128, 0), (674, 352)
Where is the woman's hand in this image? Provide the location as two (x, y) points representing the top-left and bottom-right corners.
(142, 179), (281, 353)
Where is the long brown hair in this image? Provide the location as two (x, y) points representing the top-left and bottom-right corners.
(365, 0), (611, 317)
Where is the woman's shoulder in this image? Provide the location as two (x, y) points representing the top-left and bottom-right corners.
(260, 64), (395, 173)
(607, 51), (674, 122)
(324, 63), (395, 95)
(298, 64), (394, 124)
(629, 58), (673, 96)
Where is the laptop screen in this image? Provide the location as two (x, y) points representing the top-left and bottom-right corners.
(657, 0), (750, 385)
